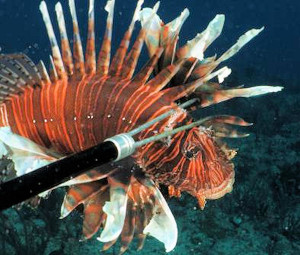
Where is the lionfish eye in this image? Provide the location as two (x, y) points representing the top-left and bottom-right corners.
(183, 145), (202, 159)
(185, 150), (194, 159)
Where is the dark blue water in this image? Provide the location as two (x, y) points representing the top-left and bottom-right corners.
(1, 0), (299, 87)
(0, 1), (299, 254)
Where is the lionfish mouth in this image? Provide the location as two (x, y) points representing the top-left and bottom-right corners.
(0, 0), (282, 253)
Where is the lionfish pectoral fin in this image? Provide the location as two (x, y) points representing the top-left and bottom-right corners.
(186, 27), (265, 82)
(200, 115), (253, 138)
(60, 181), (108, 219)
(170, 65), (283, 107)
(98, 186), (128, 242)
(58, 168), (115, 188)
(142, 179), (178, 253)
(0, 127), (57, 196)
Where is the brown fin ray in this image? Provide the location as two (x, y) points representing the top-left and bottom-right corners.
(0, 54), (43, 103)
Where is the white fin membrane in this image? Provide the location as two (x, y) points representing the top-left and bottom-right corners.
(0, 127), (58, 197)
(143, 180), (178, 252)
(98, 186), (128, 242)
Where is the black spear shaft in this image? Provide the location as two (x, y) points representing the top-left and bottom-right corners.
(0, 141), (118, 211)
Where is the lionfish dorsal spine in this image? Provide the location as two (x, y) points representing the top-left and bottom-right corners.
(118, 4), (160, 79)
(145, 59), (185, 92)
(131, 46), (164, 85)
(176, 14), (225, 61)
(85, 0), (96, 74)
(97, 0), (115, 76)
(160, 8), (190, 68)
(68, 0), (85, 75)
(55, 2), (74, 76)
(39, 1), (66, 79)
(49, 55), (58, 82)
(108, 0), (144, 77)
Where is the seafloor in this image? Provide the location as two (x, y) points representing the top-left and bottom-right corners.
(0, 73), (299, 255)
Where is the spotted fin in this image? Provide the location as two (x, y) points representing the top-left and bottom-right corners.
(0, 54), (45, 104)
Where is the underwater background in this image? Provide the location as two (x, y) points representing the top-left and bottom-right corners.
(0, 0), (299, 254)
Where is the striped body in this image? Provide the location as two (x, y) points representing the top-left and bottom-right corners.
(1, 74), (181, 154)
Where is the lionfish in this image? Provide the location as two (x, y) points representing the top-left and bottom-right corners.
(0, 0), (282, 253)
